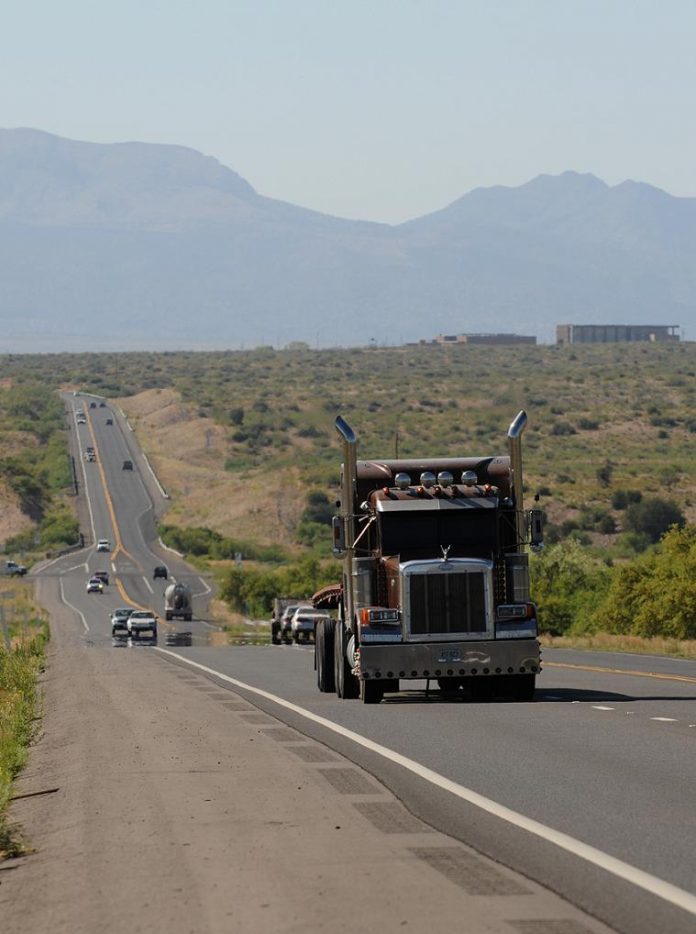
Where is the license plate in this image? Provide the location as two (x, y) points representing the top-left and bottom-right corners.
(437, 649), (462, 663)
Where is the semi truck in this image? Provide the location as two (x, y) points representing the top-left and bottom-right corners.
(313, 411), (543, 704)
(164, 581), (193, 621)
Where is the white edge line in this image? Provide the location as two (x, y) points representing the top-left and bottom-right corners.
(193, 576), (212, 596)
(59, 578), (89, 633)
(158, 538), (184, 557)
(154, 647), (696, 918)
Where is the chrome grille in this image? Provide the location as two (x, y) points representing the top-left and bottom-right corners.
(409, 571), (487, 636)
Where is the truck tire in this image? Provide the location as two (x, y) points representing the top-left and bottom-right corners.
(360, 680), (384, 705)
(271, 621), (281, 645)
(334, 620), (358, 699)
(316, 618), (336, 693)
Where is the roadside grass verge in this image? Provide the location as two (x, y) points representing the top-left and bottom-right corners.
(0, 581), (49, 859)
(540, 632), (696, 661)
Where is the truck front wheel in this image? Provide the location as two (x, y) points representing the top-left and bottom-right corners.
(316, 618), (336, 693)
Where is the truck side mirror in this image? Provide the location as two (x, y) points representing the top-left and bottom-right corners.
(528, 508), (544, 551)
(332, 516), (346, 557)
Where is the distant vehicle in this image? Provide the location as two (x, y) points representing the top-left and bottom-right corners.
(93, 570), (109, 585)
(122, 460), (133, 471)
(99, 402), (106, 408)
(2, 560), (27, 577)
(290, 606), (327, 644)
(271, 597), (301, 644)
(96, 539), (111, 552)
(153, 565), (168, 580)
(76, 415), (87, 425)
(127, 610), (158, 639)
(89, 402), (96, 409)
(86, 577), (104, 593)
(105, 418), (113, 425)
(110, 607), (132, 637)
(278, 604), (301, 644)
(164, 582), (192, 621)
(85, 450), (96, 462)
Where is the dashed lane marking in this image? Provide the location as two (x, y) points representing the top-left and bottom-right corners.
(591, 706), (614, 711)
(651, 717), (678, 723)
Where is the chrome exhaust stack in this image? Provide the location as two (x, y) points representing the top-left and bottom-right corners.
(507, 410), (528, 547)
(335, 416), (358, 625)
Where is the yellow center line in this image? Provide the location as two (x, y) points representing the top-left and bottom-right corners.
(86, 410), (135, 562)
(545, 661), (696, 685)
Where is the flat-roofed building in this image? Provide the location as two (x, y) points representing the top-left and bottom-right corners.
(556, 324), (680, 345)
(432, 333), (536, 346)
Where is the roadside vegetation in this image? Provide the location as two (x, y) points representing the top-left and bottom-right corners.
(0, 580), (49, 857)
(0, 342), (694, 647)
(0, 379), (78, 561)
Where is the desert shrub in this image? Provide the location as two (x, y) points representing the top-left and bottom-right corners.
(623, 498), (686, 544)
(550, 421), (576, 436)
(611, 490), (642, 510)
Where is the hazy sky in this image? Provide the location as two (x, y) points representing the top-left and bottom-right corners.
(3, 1), (695, 223)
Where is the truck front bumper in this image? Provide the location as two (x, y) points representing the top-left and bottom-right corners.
(357, 639), (540, 681)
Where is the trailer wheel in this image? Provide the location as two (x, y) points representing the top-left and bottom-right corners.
(360, 680), (384, 705)
(334, 621), (358, 699)
(316, 618), (336, 693)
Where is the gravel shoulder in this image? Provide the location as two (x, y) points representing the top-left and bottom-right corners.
(1, 578), (614, 934)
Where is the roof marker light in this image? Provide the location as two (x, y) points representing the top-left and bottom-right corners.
(394, 472), (411, 490)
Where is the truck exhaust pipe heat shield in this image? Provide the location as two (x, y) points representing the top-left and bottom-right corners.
(507, 410), (527, 547)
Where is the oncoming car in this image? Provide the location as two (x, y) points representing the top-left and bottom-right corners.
(111, 607), (132, 637)
(93, 570), (109, 586)
(277, 604), (300, 644)
(290, 606), (328, 644)
(96, 539), (111, 552)
(86, 577), (104, 594)
(153, 565), (168, 580)
(127, 610), (158, 640)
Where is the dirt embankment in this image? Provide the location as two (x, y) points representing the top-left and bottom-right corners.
(118, 389), (304, 547)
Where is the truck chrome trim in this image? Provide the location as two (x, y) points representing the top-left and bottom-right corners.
(358, 639), (540, 680)
(400, 558), (495, 642)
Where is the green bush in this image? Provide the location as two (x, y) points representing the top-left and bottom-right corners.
(595, 526), (696, 639)
(530, 540), (610, 635)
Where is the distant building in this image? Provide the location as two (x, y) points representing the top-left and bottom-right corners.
(556, 324), (680, 345)
(424, 333), (537, 346)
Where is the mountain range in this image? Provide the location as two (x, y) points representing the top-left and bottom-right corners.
(1, 128), (694, 351)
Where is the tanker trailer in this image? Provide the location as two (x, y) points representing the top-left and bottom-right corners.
(164, 581), (193, 621)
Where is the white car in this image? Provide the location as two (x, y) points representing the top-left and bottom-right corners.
(86, 577), (104, 594)
(96, 539), (111, 552)
(127, 610), (158, 639)
(290, 606), (328, 644)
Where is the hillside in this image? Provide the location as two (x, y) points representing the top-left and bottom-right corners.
(1, 129), (696, 350)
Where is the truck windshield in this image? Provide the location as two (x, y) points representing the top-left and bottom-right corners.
(379, 510), (498, 558)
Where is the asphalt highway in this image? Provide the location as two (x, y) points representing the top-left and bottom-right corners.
(32, 395), (696, 934)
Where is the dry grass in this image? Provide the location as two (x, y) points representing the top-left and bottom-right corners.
(119, 389), (307, 548)
(540, 633), (696, 660)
